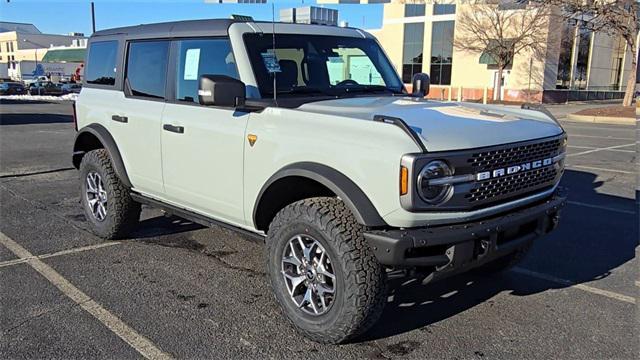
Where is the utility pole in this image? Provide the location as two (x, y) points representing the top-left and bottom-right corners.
(91, 2), (96, 34)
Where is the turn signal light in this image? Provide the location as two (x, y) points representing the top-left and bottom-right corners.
(400, 166), (409, 195)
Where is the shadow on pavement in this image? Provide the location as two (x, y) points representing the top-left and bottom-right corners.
(0, 113), (73, 125)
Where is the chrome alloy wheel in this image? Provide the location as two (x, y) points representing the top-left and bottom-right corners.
(281, 234), (336, 316)
(85, 171), (107, 222)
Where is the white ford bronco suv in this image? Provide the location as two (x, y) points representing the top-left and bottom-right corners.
(73, 19), (566, 343)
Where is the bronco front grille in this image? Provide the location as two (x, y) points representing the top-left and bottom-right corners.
(465, 166), (558, 203)
(468, 138), (563, 172)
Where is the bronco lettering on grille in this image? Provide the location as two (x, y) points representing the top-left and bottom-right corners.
(476, 158), (553, 181)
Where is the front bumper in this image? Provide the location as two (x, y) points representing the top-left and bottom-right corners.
(364, 191), (566, 272)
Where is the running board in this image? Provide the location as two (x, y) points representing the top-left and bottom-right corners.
(130, 193), (266, 242)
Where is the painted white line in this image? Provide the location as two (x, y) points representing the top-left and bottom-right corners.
(635, 281), (640, 288)
(566, 200), (635, 215)
(567, 145), (634, 153)
(567, 143), (635, 157)
(512, 267), (636, 304)
(0, 242), (120, 269)
(566, 164), (636, 175)
(567, 134), (635, 141)
(0, 232), (172, 360)
(560, 123), (634, 131)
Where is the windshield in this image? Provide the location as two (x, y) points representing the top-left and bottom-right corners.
(243, 34), (405, 98)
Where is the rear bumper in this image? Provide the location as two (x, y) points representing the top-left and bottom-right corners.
(364, 190), (566, 272)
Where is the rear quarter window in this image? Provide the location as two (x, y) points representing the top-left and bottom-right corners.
(86, 40), (118, 86)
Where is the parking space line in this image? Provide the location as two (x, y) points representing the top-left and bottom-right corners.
(566, 200), (635, 215)
(567, 145), (635, 153)
(560, 123), (635, 131)
(566, 143), (635, 157)
(566, 164), (636, 175)
(0, 232), (173, 360)
(512, 267), (636, 304)
(567, 134), (635, 141)
(0, 242), (120, 269)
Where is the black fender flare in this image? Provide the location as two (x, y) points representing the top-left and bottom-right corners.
(253, 162), (387, 228)
(72, 123), (132, 188)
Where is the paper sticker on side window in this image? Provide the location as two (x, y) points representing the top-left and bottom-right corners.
(184, 48), (200, 80)
(261, 52), (281, 73)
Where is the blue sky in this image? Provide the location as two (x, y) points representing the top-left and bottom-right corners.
(0, 0), (384, 36)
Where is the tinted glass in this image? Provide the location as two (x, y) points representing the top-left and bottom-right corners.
(126, 41), (169, 99)
(402, 23), (424, 83)
(176, 38), (238, 103)
(405, 4), (425, 17)
(86, 41), (118, 85)
(430, 21), (454, 85)
(433, 4), (456, 15)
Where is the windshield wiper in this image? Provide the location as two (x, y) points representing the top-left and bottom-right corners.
(274, 86), (335, 96)
(340, 85), (402, 95)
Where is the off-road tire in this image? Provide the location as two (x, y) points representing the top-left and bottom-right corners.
(266, 197), (387, 344)
(79, 149), (140, 239)
(479, 242), (532, 274)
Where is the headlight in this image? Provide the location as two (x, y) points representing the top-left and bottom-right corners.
(417, 160), (453, 205)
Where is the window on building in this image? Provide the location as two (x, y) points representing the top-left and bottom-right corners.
(433, 4), (456, 15)
(555, 22), (574, 89)
(86, 40), (119, 86)
(405, 4), (425, 17)
(402, 23), (425, 83)
(175, 38), (239, 104)
(430, 21), (454, 85)
(126, 41), (169, 99)
(573, 26), (592, 90)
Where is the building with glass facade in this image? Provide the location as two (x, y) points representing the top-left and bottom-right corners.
(365, 1), (635, 103)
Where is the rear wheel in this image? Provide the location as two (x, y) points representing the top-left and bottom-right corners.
(266, 197), (386, 344)
(79, 149), (140, 239)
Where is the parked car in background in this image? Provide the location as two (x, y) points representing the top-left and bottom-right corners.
(24, 75), (49, 86)
(62, 83), (82, 94)
(0, 82), (27, 95)
(29, 81), (64, 96)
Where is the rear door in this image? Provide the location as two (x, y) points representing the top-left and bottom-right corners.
(160, 38), (248, 225)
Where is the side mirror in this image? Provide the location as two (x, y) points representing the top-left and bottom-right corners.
(198, 75), (246, 107)
(411, 73), (430, 98)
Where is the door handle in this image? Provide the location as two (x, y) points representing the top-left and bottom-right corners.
(163, 124), (184, 134)
(111, 115), (128, 123)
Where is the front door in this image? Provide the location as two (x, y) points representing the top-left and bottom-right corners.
(160, 38), (248, 226)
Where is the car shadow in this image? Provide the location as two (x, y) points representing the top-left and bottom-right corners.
(360, 169), (637, 341)
(0, 113), (73, 125)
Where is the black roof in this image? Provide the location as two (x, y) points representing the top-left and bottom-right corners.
(91, 19), (239, 39)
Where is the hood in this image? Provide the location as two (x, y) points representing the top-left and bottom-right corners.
(297, 96), (563, 152)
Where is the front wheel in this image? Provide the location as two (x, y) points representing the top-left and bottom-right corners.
(266, 197), (387, 344)
(79, 149), (141, 239)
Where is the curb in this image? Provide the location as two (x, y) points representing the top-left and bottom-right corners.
(566, 113), (635, 125)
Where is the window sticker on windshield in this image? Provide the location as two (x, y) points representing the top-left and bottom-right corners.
(261, 52), (281, 73)
(327, 56), (344, 64)
(184, 48), (200, 80)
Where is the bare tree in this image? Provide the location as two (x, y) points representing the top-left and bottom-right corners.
(539, 0), (638, 107)
(454, 2), (552, 101)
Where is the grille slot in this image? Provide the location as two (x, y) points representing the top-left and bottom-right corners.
(466, 166), (558, 203)
(468, 138), (562, 172)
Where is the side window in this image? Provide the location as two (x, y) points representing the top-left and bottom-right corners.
(126, 41), (169, 99)
(86, 40), (118, 85)
(175, 38), (238, 103)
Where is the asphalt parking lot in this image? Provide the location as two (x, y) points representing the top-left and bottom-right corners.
(0, 99), (637, 359)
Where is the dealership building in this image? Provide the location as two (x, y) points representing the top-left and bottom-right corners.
(322, 0), (635, 103)
(0, 21), (87, 81)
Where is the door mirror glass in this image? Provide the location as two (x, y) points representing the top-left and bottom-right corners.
(198, 75), (245, 107)
(411, 73), (430, 97)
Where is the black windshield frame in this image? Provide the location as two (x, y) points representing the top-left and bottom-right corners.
(243, 33), (405, 98)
